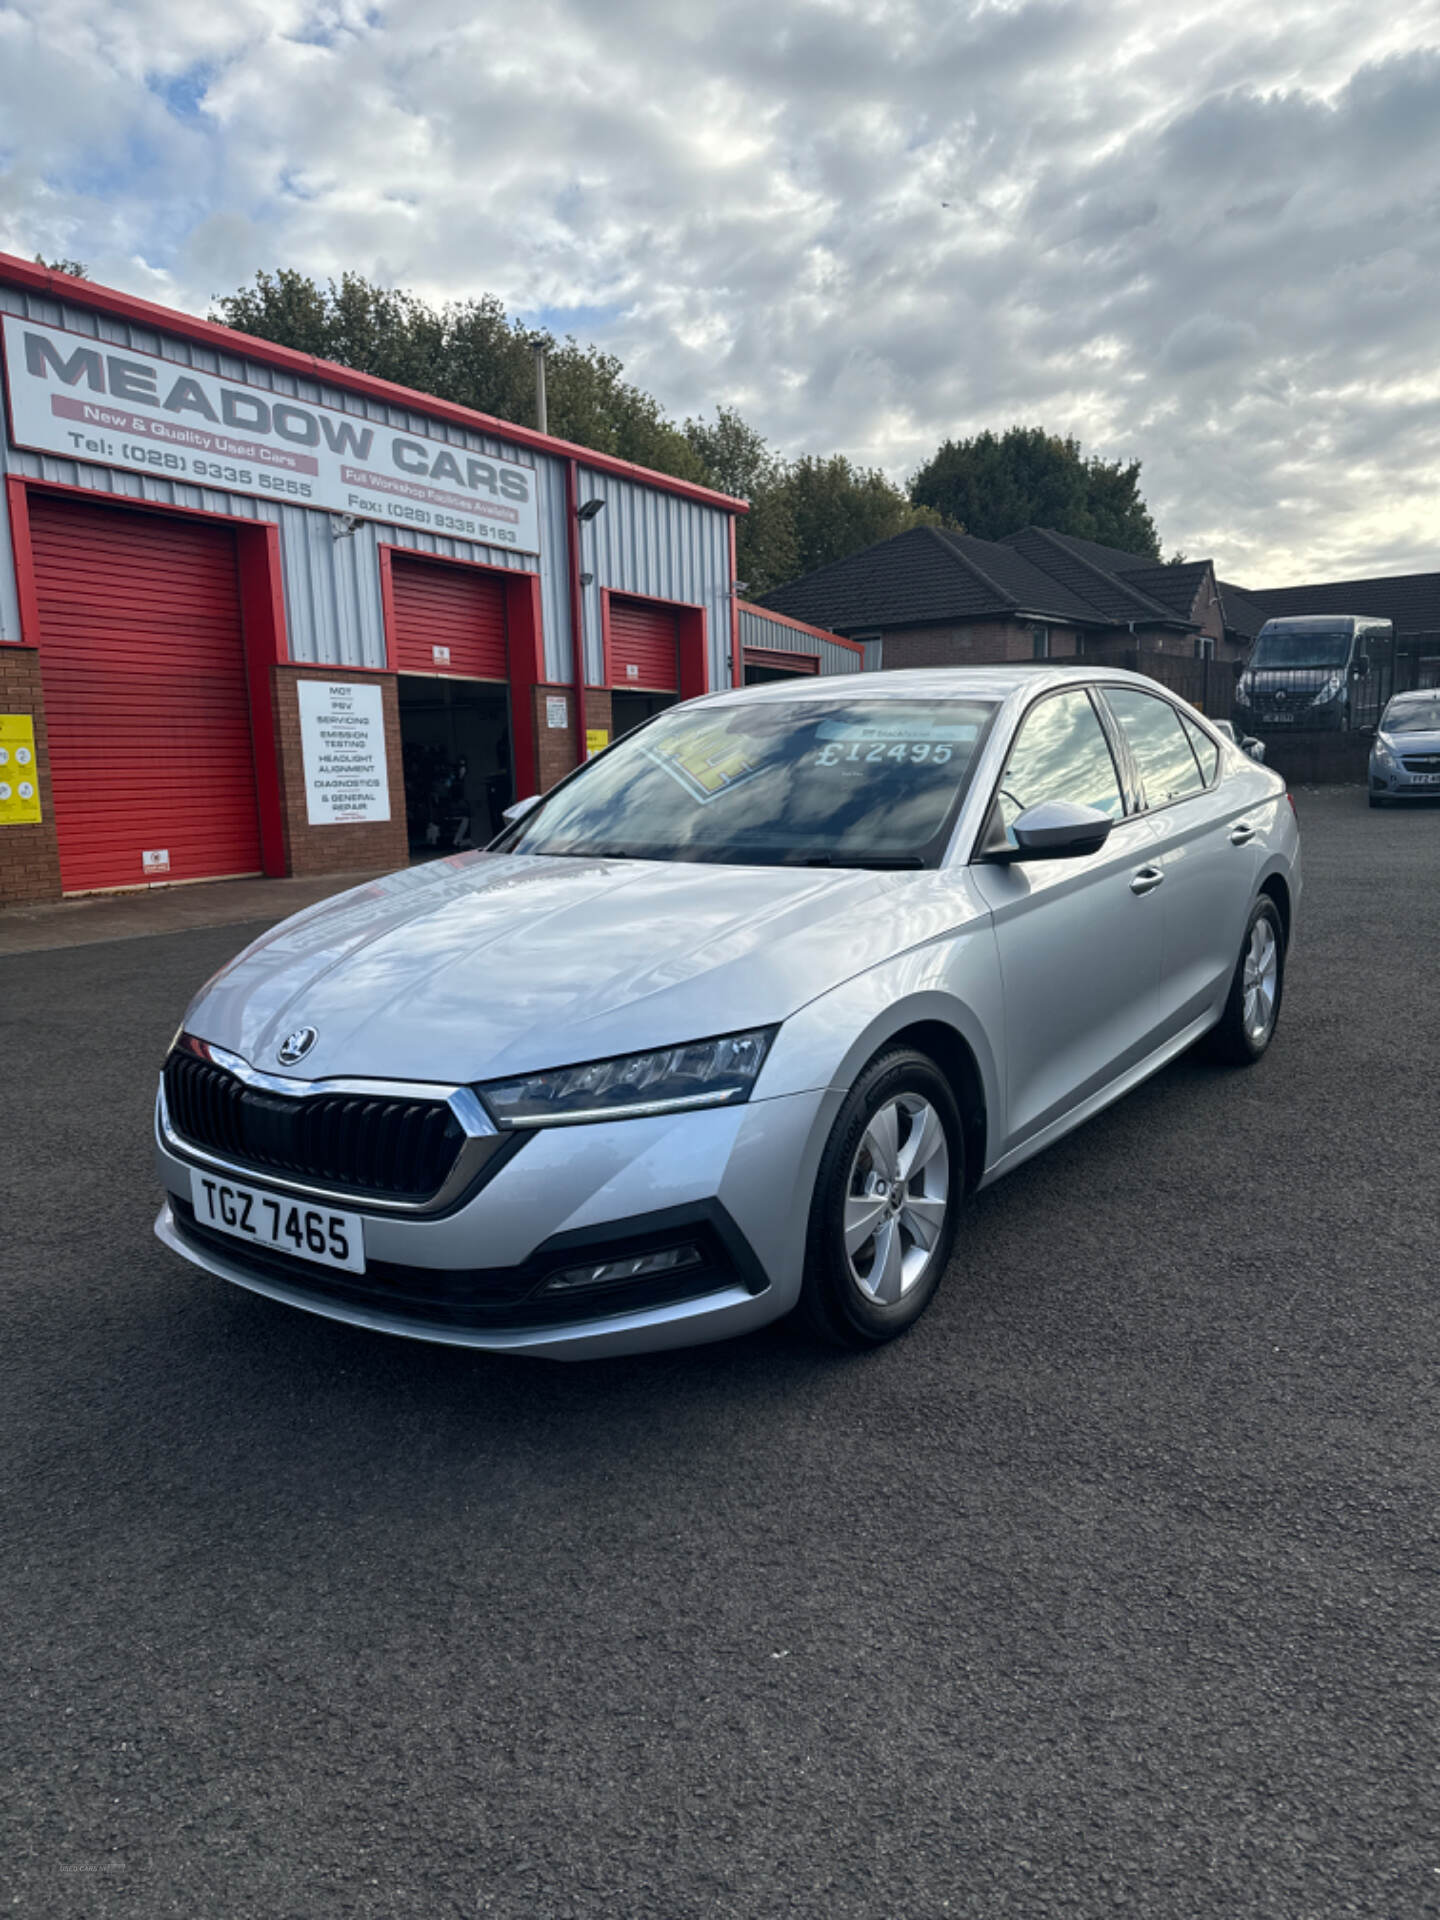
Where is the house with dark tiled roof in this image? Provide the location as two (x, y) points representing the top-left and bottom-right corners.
(1244, 570), (1440, 639)
(760, 524), (1252, 671)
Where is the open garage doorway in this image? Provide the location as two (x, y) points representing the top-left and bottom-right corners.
(743, 648), (820, 686)
(611, 689), (677, 739)
(398, 678), (513, 858)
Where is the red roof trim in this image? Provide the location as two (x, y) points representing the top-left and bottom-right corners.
(0, 252), (748, 517)
(738, 599), (863, 655)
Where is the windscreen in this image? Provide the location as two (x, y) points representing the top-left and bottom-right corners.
(506, 696), (998, 867)
(1251, 626), (1353, 670)
(1383, 698), (1440, 732)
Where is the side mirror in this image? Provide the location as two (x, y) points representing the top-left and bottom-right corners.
(1352, 656), (1370, 679)
(501, 792), (544, 827)
(1244, 738), (1267, 763)
(986, 799), (1114, 863)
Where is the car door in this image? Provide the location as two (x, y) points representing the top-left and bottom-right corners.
(970, 685), (1167, 1156)
(1098, 685), (1260, 1037)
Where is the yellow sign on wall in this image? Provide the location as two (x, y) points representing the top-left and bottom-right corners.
(0, 714), (42, 826)
(585, 728), (611, 757)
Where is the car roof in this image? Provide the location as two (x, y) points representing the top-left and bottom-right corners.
(694, 664), (1173, 708)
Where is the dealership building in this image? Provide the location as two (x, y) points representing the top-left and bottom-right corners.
(0, 255), (857, 905)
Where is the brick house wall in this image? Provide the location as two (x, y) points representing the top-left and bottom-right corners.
(0, 646), (61, 905)
(1083, 625), (1201, 660)
(271, 666), (409, 879)
(879, 620), (1084, 668)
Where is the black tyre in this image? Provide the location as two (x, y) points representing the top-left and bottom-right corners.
(1369, 794), (1388, 809)
(799, 1047), (964, 1349)
(1207, 896), (1286, 1066)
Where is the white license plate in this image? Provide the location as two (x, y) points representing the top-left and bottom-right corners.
(1405, 772), (1440, 785)
(189, 1169), (365, 1273)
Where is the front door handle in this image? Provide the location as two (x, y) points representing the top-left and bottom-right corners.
(1230, 822), (1257, 846)
(1130, 865), (1165, 895)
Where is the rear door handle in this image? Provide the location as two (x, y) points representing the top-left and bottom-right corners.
(1230, 822), (1257, 846)
(1130, 865), (1165, 895)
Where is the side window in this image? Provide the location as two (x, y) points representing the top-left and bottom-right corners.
(1179, 711), (1220, 785)
(1105, 688), (1205, 807)
(996, 689), (1124, 843)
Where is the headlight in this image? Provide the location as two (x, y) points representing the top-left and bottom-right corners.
(479, 1028), (777, 1128)
(1372, 734), (1395, 765)
(1311, 674), (1344, 704)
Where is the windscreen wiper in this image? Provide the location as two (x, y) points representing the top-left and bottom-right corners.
(796, 854), (925, 870)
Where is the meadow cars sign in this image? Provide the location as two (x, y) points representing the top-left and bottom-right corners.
(2, 313), (541, 556)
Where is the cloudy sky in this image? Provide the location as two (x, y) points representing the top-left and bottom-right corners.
(3, 0), (1440, 583)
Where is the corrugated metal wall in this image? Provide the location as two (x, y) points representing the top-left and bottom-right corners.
(739, 603), (863, 676)
(574, 466), (735, 689)
(0, 281), (575, 679)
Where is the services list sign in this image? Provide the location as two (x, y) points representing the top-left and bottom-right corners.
(297, 681), (391, 826)
(1, 314), (541, 556)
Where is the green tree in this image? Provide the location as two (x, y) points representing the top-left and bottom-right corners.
(35, 255), (89, 279)
(684, 407), (798, 595)
(909, 426), (1159, 557)
(211, 270), (707, 486)
(779, 454), (949, 580)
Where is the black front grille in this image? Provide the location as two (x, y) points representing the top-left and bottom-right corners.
(1401, 754), (1440, 771)
(163, 1048), (465, 1202)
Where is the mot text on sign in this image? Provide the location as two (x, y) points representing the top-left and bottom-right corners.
(297, 681), (391, 826)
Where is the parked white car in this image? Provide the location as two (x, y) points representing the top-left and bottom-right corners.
(154, 668), (1301, 1360)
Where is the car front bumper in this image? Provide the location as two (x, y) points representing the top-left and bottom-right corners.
(154, 1085), (841, 1359)
(1370, 764), (1440, 797)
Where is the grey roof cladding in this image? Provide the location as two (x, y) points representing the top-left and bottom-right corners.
(761, 523), (1114, 632)
(1246, 573), (1440, 636)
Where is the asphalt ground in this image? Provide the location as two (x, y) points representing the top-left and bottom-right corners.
(3, 786), (1438, 1919)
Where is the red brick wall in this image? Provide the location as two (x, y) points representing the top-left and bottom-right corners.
(1083, 626), (1195, 660)
(584, 690), (614, 754)
(0, 646), (62, 905)
(533, 685), (578, 790)
(271, 667), (409, 879)
(530, 686), (617, 791)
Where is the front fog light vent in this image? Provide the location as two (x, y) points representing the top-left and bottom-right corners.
(542, 1244), (704, 1296)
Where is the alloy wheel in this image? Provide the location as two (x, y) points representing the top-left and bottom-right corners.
(1243, 917), (1279, 1044)
(843, 1094), (951, 1305)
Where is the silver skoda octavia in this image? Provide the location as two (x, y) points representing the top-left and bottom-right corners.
(154, 667), (1301, 1360)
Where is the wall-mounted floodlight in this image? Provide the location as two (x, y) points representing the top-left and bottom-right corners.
(578, 571), (594, 587)
(576, 498), (606, 523)
(330, 512), (361, 541)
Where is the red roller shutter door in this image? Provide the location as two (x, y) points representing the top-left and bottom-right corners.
(608, 597), (680, 692)
(390, 555), (508, 678)
(30, 496), (261, 894)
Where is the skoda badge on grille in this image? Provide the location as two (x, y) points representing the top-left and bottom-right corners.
(277, 1026), (318, 1066)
